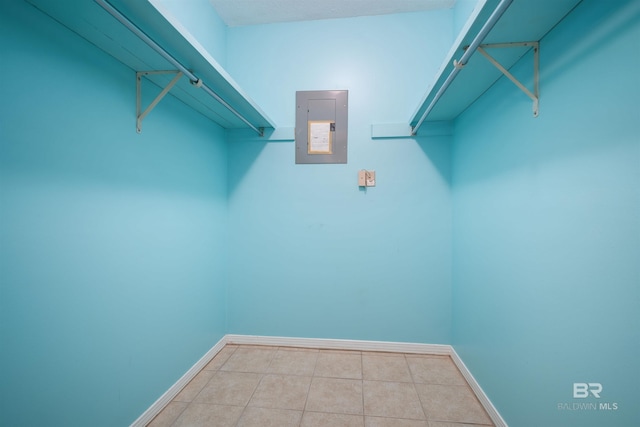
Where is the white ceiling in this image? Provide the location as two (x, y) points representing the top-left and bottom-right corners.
(208, 0), (456, 27)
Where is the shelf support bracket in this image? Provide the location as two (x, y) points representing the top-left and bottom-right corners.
(476, 42), (539, 117)
(136, 70), (183, 133)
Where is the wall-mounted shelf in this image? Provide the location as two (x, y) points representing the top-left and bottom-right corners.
(372, 0), (582, 138)
(25, 0), (276, 134)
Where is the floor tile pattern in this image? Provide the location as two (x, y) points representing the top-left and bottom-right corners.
(148, 345), (494, 427)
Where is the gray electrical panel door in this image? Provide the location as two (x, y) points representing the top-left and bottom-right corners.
(295, 90), (348, 164)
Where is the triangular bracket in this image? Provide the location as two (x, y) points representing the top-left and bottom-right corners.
(477, 42), (539, 117)
(136, 70), (183, 133)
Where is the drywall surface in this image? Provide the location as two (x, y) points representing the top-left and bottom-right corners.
(452, 0), (640, 425)
(153, 0), (228, 67)
(453, 0), (481, 38)
(225, 11), (454, 344)
(0, 2), (228, 425)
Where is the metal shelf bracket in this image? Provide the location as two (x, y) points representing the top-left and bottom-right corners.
(477, 42), (540, 117)
(136, 70), (183, 133)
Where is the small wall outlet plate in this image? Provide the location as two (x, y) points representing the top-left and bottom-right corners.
(366, 170), (376, 186)
(358, 170), (376, 187)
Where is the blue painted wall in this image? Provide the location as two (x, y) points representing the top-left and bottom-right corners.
(0, 1), (228, 425)
(3, 0), (638, 425)
(154, 0), (228, 67)
(451, 0), (640, 426)
(224, 12), (455, 343)
(453, 0), (481, 38)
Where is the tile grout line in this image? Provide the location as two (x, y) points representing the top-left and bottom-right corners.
(202, 346), (238, 409)
(360, 350), (365, 422)
(232, 345), (278, 427)
(167, 402), (188, 427)
(405, 352), (430, 422)
(170, 345), (239, 427)
(298, 347), (320, 426)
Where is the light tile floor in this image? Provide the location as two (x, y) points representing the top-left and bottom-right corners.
(148, 345), (494, 427)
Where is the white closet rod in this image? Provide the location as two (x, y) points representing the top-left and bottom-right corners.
(95, 0), (264, 136)
(412, 0), (513, 135)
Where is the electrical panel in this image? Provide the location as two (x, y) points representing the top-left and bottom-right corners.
(295, 90), (348, 164)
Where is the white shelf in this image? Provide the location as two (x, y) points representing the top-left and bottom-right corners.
(373, 0), (582, 138)
(25, 0), (276, 132)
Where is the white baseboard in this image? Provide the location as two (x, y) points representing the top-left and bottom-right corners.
(224, 334), (451, 355)
(450, 347), (507, 427)
(129, 336), (228, 427)
(131, 334), (507, 427)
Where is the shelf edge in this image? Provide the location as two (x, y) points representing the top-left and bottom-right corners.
(371, 122), (453, 139)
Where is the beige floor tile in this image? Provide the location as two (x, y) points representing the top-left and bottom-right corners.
(248, 374), (311, 410)
(194, 371), (261, 406)
(416, 384), (492, 425)
(315, 350), (362, 379)
(365, 416), (429, 427)
(428, 422), (493, 427)
(220, 346), (276, 373)
(362, 353), (412, 382)
(147, 401), (188, 427)
(406, 356), (466, 385)
(159, 345), (496, 427)
(301, 411), (365, 427)
(305, 377), (364, 415)
(363, 380), (425, 420)
(172, 403), (243, 427)
(203, 345), (238, 371)
(174, 370), (215, 402)
(268, 348), (319, 376)
(236, 407), (302, 427)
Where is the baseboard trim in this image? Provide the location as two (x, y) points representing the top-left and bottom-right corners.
(129, 336), (228, 427)
(450, 347), (507, 427)
(131, 334), (507, 427)
(225, 334), (451, 355)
